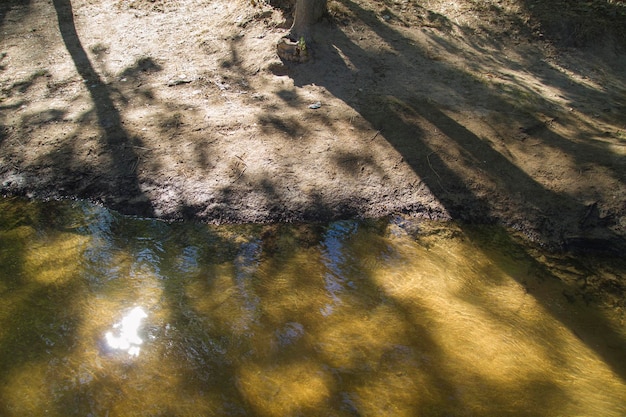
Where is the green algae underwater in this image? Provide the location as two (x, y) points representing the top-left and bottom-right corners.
(0, 196), (625, 416)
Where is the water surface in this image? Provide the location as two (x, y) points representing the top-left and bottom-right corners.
(0, 197), (625, 416)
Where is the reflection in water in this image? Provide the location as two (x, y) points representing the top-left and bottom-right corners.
(105, 307), (148, 357)
(0, 197), (625, 417)
(320, 221), (358, 317)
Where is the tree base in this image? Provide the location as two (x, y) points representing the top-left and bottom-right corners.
(276, 37), (310, 63)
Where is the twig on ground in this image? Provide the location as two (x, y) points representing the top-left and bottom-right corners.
(426, 152), (449, 193)
(124, 144), (153, 151)
(232, 167), (247, 183)
(231, 154), (247, 183)
(130, 157), (140, 173)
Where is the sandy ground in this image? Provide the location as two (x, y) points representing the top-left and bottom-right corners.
(1, 0), (625, 251)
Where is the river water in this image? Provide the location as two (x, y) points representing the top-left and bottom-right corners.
(0, 197), (625, 416)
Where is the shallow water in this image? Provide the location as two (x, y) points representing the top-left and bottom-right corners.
(0, 197), (625, 416)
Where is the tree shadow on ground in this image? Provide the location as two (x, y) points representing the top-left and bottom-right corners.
(50, 0), (154, 217)
(281, 0), (625, 251)
(521, 0), (626, 48)
(0, 0), (31, 30)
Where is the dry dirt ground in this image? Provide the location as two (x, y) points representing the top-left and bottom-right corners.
(1, 0), (625, 251)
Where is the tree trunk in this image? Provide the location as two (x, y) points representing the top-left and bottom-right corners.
(276, 0), (326, 63)
(289, 0), (327, 41)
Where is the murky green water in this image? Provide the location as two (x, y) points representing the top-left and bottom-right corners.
(0, 197), (625, 416)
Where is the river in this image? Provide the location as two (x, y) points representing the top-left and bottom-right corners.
(0, 197), (624, 416)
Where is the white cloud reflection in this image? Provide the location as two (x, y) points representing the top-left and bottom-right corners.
(105, 307), (148, 357)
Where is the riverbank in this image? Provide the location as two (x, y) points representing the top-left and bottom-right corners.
(1, 0), (625, 251)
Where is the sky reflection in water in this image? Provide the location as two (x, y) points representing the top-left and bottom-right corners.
(104, 307), (148, 357)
